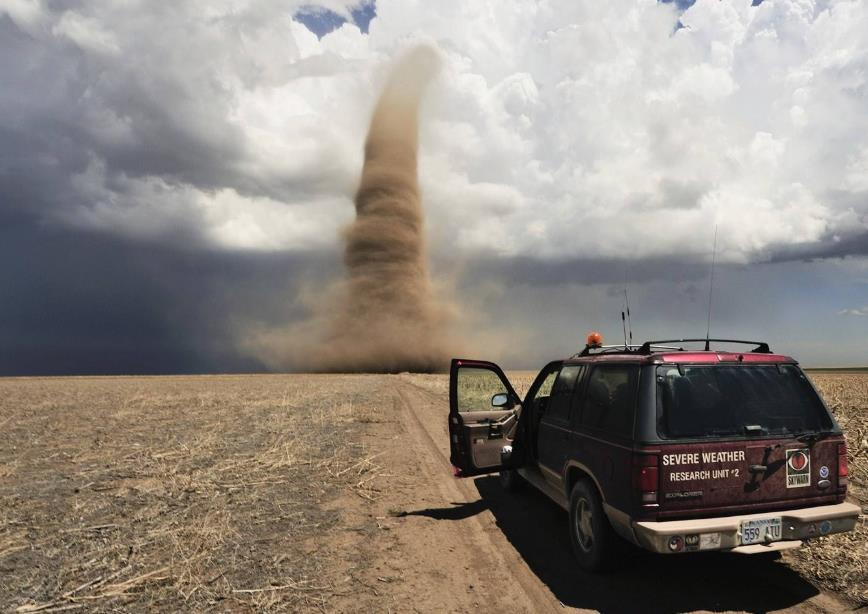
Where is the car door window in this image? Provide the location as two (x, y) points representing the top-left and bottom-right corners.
(456, 367), (511, 412)
(545, 365), (583, 422)
(580, 365), (638, 438)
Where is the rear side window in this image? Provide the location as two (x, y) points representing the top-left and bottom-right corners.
(545, 365), (582, 422)
(579, 365), (638, 438)
(524, 363), (561, 409)
(553, 366), (582, 395)
(656, 364), (833, 439)
(534, 371), (558, 400)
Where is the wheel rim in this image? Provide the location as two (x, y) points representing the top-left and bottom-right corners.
(574, 497), (594, 552)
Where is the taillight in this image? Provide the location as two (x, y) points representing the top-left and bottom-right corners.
(838, 443), (848, 488)
(633, 453), (659, 505)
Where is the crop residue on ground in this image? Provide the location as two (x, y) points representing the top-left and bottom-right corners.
(1, 372), (865, 611)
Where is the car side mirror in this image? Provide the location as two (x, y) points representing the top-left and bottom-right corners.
(491, 393), (510, 408)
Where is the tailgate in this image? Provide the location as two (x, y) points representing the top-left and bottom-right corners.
(659, 438), (842, 514)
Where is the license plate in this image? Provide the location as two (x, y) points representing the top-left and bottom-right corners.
(740, 517), (782, 545)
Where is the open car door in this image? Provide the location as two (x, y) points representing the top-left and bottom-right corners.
(449, 358), (522, 477)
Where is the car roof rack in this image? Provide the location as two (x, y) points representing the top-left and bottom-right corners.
(574, 343), (683, 358)
(637, 338), (771, 354)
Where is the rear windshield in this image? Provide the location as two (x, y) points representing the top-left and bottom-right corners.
(656, 364), (833, 439)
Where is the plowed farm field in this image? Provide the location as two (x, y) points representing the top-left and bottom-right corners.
(1, 372), (866, 613)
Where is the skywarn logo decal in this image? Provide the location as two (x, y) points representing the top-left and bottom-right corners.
(786, 448), (811, 488)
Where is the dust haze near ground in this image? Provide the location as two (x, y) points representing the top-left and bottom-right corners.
(293, 47), (457, 373)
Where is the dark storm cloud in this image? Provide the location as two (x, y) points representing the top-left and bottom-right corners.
(0, 214), (337, 375)
(0, 8), (351, 235)
(461, 255), (710, 287)
(769, 231), (868, 262)
(450, 257), (868, 369)
(0, 14), (242, 187)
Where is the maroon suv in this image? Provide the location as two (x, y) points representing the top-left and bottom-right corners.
(447, 338), (860, 571)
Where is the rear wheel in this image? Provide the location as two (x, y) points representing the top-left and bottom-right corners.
(568, 480), (620, 572)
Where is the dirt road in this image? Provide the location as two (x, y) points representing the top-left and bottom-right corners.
(371, 376), (853, 613)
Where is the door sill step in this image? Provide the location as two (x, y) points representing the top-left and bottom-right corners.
(517, 466), (569, 510)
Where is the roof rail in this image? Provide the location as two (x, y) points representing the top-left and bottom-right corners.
(637, 338), (771, 354)
(574, 343), (685, 358)
(574, 344), (636, 358)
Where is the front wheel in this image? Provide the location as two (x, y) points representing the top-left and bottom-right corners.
(568, 480), (620, 572)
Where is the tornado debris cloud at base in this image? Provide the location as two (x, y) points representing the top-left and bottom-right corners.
(308, 47), (455, 373)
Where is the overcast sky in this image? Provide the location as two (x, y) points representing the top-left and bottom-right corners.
(1, 0), (866, 374)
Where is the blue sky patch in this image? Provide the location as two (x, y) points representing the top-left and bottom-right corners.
(660, 0), (765, 9)
(295, 1), (376, 39)
(660, 0), (697, 9)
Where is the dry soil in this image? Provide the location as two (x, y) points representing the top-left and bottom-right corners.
(1, 372), (865, 613)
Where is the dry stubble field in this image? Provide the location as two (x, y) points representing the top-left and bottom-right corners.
(0, 371), (866, 612)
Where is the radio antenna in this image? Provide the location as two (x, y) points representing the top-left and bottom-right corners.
(623, 287), (633, 346)
(622, 266), (633, 347)
(704, 225), (718, 352)
(621, 310), (628, 347)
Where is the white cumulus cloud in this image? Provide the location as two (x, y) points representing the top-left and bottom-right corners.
(2, 0), (867, 262)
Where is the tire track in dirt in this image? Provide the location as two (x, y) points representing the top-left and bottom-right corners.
(391, 381), (568, 613)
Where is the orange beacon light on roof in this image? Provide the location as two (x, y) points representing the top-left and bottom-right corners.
(587, 332), (603, 348)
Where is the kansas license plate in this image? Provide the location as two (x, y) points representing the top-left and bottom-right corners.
(740, 517), (782, 545)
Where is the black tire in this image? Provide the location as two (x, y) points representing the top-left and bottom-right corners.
(499, 468), (524, 492)
(568, 480), (620, 572)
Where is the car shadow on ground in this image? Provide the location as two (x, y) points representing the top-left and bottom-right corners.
(394, 500), (488, 521)
(469, 475), (821, 614)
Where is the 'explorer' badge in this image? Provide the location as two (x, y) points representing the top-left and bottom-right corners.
(786, 448), (811, 488)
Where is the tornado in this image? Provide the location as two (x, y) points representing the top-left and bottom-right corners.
(310, 46), (454, 372)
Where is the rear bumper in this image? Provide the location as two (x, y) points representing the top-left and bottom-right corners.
(632, 502), (861, 554)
